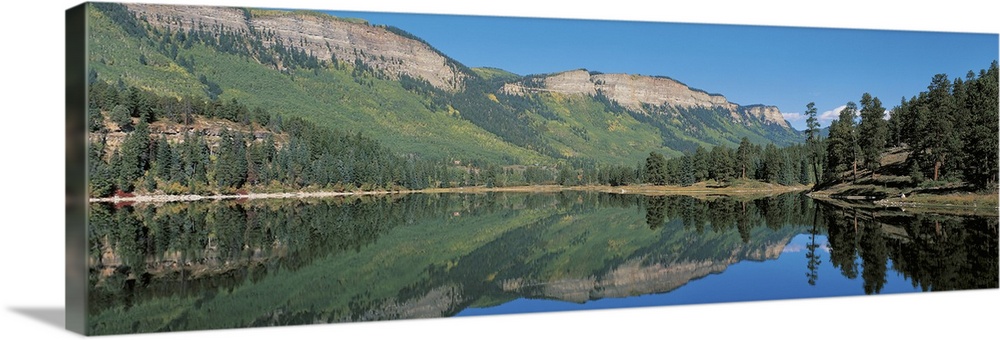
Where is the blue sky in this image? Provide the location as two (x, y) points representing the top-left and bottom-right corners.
(322, 10), (997, 131)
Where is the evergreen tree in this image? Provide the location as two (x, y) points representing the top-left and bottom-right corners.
(923, 74), (960, 181)
(709, 146), (735, 183)
(110, 104), (132, 131)
(153, 135), (173, 181)
(763, 144), (783, 183)
(858, 93), (888, 179)
(214, 129), (249, 189)
(887, 97), (908, 148)
(116, 120), (150, 192)
(826, 102), (859, 181)
(692, 146), (710, 182)
(88, 106), (104, 132)
(736, 137), (753, 179)
(125, 86), (154, 122)
(181, 132), (210, 190)
(557, 167), (577, 186)
(962, 61), (999, 189)
(804, 102), (823, 184)
(677, 156), (695, 186)
(88, 138), (115, 197)
(644, 151), (668, 185)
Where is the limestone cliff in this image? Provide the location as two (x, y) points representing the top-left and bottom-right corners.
(125, 3), (468, 91)
(504, 69), (792, 129)
(498, 237), (790, 303)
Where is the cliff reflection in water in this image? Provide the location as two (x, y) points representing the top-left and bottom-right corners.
(86, 192), (998, 335)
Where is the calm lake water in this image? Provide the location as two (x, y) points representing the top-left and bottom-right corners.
(85, 192), (998, 335)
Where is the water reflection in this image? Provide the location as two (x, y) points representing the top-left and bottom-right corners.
(86, 192), (997, 334)
(820, 204), (998, 293)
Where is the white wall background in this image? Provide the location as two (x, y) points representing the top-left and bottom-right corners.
(1, 1), (996, 339)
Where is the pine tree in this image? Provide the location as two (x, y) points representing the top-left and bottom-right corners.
(153, 135), (173, 181)
(858, 93), (888, 179)
(709, 146), (735, 183)
(692, 146), (709, 182)
(678, 156), (695, 186)
(181, 132), (210, 189)
(110, 104), (132, 131)
(88, 138), (115, 197)
(962, 61), (999, 189)
(736, 137), (753, 179)
(116, 120), (150, 192)
(804, 102), (823, 184)
(88, 105), (105, 132)
(924, 74), (960, 181)
(763, 144), (783, 183)
(826, 102), (859, 181)
(215, 129), (248, 189)
(644, 151), (668, 185)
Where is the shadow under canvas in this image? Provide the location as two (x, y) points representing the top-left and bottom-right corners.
(10, 307), (65, 330)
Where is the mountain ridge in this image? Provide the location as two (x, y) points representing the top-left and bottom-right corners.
(502, 69), (791, 129)
(127, 3), (471, 91)
(94, 3), (804, 167)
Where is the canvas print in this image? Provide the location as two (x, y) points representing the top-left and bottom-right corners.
(68, 1), (999, 336)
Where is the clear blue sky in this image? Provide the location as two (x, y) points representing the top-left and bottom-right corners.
(321, 10), (997, 131)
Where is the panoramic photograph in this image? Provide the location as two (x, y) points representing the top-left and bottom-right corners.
(77, 1), (997, 335)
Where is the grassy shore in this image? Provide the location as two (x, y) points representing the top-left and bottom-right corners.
(805, 147), (998, 213)
(89, 179), (809, 204)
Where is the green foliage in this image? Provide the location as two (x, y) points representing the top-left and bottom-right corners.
(198, 74), (223, 100)
(109, 104), (131, 131)
(858, 93), (888, 177)
(152, 135), (173, 180)
(88, 139), (115, 197)
(709, 146), (736, 183)
(804, 102), (824, 183)
(86, 193), (831, 334)
(763, 144), (783, 183)
(960, 61), (999, 189)
(887, 61), (998, 189)
(644, 152), (668, 185)
(91, 3), (146, 39)
(213, 129), (248, 189)
(115, 121), (149, 192)
(86, 5), (806, 175)
(826, 102), (859, 181)
(87, 106), (104, 132)
(736, 137), (753, 179)
(556, 167), (577, 186)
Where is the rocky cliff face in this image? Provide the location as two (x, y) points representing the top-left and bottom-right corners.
(125, 3), (468, 91)
(498, 237), (790, 303)
(740, 104), (789, 129)
(504, 69), (791, 129)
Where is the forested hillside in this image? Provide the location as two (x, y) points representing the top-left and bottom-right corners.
(84, 3), (996, 199)
(811, 61), (999, 197)
(85, 3), (802, 168)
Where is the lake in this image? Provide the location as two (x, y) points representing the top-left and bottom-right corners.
(85, 192), (998, 335)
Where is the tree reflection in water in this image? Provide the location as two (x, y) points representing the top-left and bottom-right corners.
(85, 192), (997, 334)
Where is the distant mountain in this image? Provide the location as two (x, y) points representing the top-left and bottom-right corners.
(502, 69), (802, 156)
(88, 3), (803, 166)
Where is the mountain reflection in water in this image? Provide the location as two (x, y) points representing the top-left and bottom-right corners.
(85, 192), (998, 335)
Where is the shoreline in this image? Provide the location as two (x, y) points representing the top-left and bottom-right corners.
(88, 189), (414, 203)
(88, 183), (995, 211)
(88, 183), (809, 204)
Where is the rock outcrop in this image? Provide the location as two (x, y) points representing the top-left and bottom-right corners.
(498, 237), (790, 303)
(125, 3), (468, 91)
(504, 69), (791, 129)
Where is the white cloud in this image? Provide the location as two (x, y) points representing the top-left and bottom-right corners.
(781, 112), (805, 122)
(785, 105), (889, 130)
(782, 244), (805, 253)
(818, 105), (846, 125)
